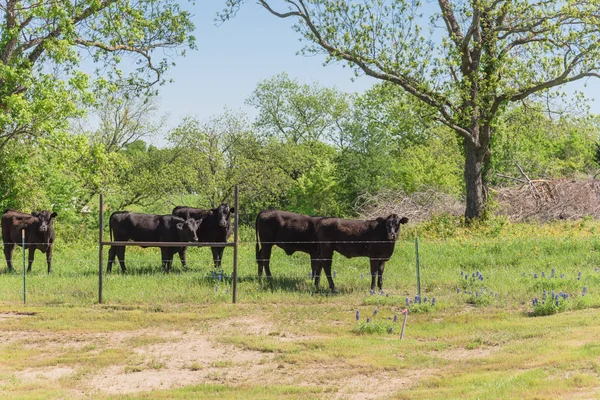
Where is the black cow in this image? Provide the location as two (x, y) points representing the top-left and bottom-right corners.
(255, 210), (328, 281)
(172, 203), (234, 269)
(2, 209), (57, 273)
(314, 214), (408, 292)
(107, 212), (202, 273)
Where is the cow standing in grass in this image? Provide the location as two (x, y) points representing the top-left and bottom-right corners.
(255, 210), (328, 281)
(315, 214), (409, 292)
(107, 212), (202, 273)
(172, 203), (234, 269)
(2, 209), (57, 273)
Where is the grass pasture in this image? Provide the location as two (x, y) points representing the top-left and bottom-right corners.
(1, 219), (600, 399)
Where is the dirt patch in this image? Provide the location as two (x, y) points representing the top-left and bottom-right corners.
(2, 326), (434, 398)
(335, 369), (438, 399)
(431, 347), (494, 360)
(14, 366), (75, 382)
(89, 331), (276, 394)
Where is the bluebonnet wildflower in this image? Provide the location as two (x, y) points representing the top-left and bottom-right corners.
(583, 286), (587, 295)
(356, 310), (360, 321)
(366, 318), (370, 323)
(534, 273), (538, 278)
(551, 268), (555, 278)
(423, 297), (428, 303)
(555, 299), (559, 307)
(405, 297), (409, 306)
(561, 273), (565, 278)
(541, 271), (545, 278)
(374, 308), (378, 316)
(457, 288), (461, 294)
(388, 327), (393, 334)
(394, 314), (398, 322)
(415, 295), (420, 303)
(432, 298), (436, 306)
(370, 290), (374, 295)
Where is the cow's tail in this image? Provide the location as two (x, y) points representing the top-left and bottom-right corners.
(109, 213), (114, 242)
(255, 213), (262, 261)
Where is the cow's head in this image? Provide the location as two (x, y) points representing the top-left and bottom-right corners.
(215, 203), (234, 228)
(382, 214), (408, 241)
(176, 218), (203, 242)
(32, 211), (58, 233)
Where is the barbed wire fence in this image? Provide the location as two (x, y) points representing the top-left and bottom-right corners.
(2, 184), (600, 307)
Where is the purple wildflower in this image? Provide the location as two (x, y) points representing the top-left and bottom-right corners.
(366, 317), (370, 323)
(374, 308), (378, 316)
(541, 271), (545, 278)
(405, 297), (409, 306)
(370, 290), (374, 295)
(432, 298), (436, 306)
(457, 288), (461, 294)
(561, 273), (565, 278)
(583, 286), (587, 295)
(356, 310), (360, 321)
(388, 327), (393, 334)
(534, 273), (538, 278)
(394, 314), (398, 322)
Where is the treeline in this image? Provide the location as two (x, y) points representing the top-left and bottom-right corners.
(1, 73), (598, 240)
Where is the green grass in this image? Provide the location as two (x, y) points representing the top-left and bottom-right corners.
(1, 219), (600, 398)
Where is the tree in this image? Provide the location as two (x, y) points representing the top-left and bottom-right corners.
(222, 0), (600, 220)
(81, 90), (167, 153)
(0, 0), (195, 147)
(247, 72), (352, 147)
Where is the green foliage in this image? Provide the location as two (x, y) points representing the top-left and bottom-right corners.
(0, 0), (195, 148)
(491, 103), (599, 181)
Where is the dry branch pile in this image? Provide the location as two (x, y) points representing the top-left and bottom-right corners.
(357, 188), (464, 223)
(494, 179), (600, 222)
(358, 179), (600, 223)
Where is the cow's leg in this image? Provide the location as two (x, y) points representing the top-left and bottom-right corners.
(178, 247), (187, 270)
(257, 244), (273, 278)
(369, 259), (380, 291)
(211, 246), (224, 269)
(315, 249), (336, 292)
(161, 248), (174, 273)
(4, 243), (15, 272)
(27, 247), (35, 272)
(378, 261), (385, 291)
(116, 246), (127, 273)
(46, 244), (53, 274)
(107, 246), (116, 273)
(310, 255), (319, 283)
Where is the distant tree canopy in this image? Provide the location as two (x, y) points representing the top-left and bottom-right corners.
(0, 71), (598, 239)
(221, 0), (600, 220)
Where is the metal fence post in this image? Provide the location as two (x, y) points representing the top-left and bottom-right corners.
(232, 185), (239, 304)
(22, 229), (26, 304)
(415, 235), (421, 301)
(98, 193), (104, 304)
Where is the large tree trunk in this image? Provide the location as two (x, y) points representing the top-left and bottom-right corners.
(463, 139), (487, 221)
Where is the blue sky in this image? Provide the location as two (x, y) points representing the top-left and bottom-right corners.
(156, 1), (375, 127)
(154, 0), (600, 130)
